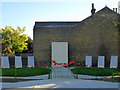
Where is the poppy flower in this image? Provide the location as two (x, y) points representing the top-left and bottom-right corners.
(59, 63), (62, 65)
(40, 65), (44, 66)
(52, 61), (56, 63)
(56, 63), (60, 65)
(68, 63), (70, 65)
(68, 61), (75, 65)
(66, 63), (69, 65)
(54, 63), (57, 65)
(71, 61), (75, 64)
(55, 63), (59, 65)
(82, 64), (84, 66)
(64, 63), (67, 65)
(90, 65), (93, 67)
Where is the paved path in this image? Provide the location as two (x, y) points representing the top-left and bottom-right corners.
(1, 67), (120, 89)
(1, 75), (49, 80)
(1, 79), (119, 89)
(1, 74), (106, 80)
(51, 66), (75, 79)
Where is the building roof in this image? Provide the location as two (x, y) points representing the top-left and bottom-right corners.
(34, 6), (120, 27)
(95, 6), (119, 14)
(35, 22), (80, 26)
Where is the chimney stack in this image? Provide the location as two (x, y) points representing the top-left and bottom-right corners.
(91, 3), (96, 15)
(116, 8), (117, 13)
(113, 8), (117, 13)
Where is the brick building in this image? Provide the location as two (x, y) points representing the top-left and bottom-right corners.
(33, 6), (120, 67)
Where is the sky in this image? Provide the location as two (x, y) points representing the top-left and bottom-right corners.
(1, 0), (120, 39)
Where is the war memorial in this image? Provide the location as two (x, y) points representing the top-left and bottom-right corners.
(1, 3), (120, 89)
(33, 4), (120, 67)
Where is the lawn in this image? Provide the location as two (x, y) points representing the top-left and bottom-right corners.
(71, 67), (120, 76)
(2, 67), (51, 77)
(1, 67), (120, 77)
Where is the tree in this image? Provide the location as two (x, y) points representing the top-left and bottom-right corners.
(22, 37), (33, 53)
(1, 26), (28, 55)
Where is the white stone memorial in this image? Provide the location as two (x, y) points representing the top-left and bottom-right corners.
(52, 42), (68, 67)
(28, 56), (34, 67)
(15, 56), (22, 68)
(1, 56), (10, 68)
(110, 56), (118, 68)
(85, 56), (92, 67)
(98, 56), (105, 68)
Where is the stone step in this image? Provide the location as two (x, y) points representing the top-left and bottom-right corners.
(51, 66), (75, 79)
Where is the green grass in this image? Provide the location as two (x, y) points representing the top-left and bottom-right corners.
(2, 67), (51, 77)
(71, 67), (120, 76)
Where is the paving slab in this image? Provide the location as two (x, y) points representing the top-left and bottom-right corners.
(1, 79), (119, 89)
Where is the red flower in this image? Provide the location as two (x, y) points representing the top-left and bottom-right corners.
(46, 64), (48, 65)
(54, 63), (57, 65)
(78, 63), (81, 65)
(56, 63), (59, 65)
(59, 63), (62, 65)
(35, 65), (38, 67)
(68, 61), (75, 65)
(90, 65), (93, 67)
(68, 62), (70, 65)
(40, 64), (44, 66)
(68, 63), (71, 65)
(82, 64), (84, 66)
(71, 61), (75, 63)
(85, 65), (88, 67)
(52, 61), (56, 63)
(64, 63), (67, 65)
(66, 63), (69, 65)
(56, 63), (60, 65)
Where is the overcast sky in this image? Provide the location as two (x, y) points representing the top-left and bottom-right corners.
(1, 0), (120, 39)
